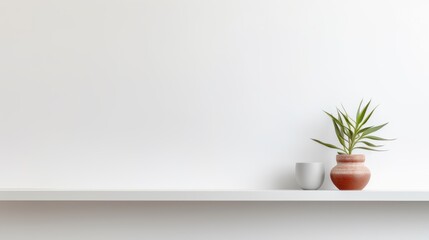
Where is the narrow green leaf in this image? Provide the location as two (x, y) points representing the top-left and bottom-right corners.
(338, 108), (354, 130)
(357, 100), (371, 126)
(324, 111), (351, 139)
(324, 111), (343, 126)
(332, 119), (345, 148)
(355, 147), (387, 152)
(341, 104), (356, 124)
(337, 111), (345, 136)
(359, 141), (383, 148)
(347, 128), (353, 138)
(311, 139), (343, 151)
(358, 126), (373, 134)
(337, 110), (351, 139)
(356, 99), (364, 121)
(364, 135), (395, 141)
(361, 123), (389, 136)
(360, 105), (378, 128)
(337, 110), (344, 125)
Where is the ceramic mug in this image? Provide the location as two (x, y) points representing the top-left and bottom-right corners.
(295, 162), (325, 190)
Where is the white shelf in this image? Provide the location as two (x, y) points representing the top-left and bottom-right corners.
(0, 189), (428, 201)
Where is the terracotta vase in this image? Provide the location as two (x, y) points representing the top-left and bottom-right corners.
(330, 154), (371, 190)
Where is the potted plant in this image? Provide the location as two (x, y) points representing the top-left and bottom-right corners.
(312, 100), (394, 190)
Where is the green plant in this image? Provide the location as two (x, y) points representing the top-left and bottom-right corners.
(312, 100), (394, 155)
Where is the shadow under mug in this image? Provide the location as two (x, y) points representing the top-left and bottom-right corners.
(295, 162), (325, 190)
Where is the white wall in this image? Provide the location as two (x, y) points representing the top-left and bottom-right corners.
(1, 0), (428, 191)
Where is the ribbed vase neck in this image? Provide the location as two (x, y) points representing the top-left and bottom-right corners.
(336, 154), (365, 163)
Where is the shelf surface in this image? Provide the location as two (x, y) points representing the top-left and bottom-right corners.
(0, 189), (428, 201)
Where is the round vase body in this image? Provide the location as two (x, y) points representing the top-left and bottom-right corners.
(330, 154), (370, 190)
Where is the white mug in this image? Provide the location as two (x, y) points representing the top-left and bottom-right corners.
(295, 162), (325, 190)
